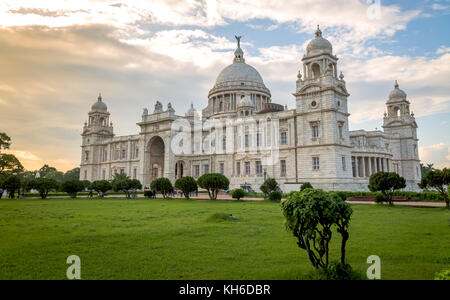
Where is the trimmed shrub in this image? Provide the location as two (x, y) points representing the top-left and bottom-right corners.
(300, 182), (313, 191)
(231, 189), (245, 201)
(91, 180), (112, 197)
(260, 178), (279, 195)
(197, 173), (229, 200)
(269, 191), (282, 202)
(29, 178), (59, 199)
(174, 176), (197, 198)
(150, 178), (173, 198)
(62, 180), (85, 198)
(368, 172), (406, 205)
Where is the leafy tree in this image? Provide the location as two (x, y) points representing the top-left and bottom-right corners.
(91, 180), (112, 197)
(174, 176), (197, 198)
(45, 169), (64, 182)
(112, 178), (142, 198)
(29, 178), (60, 199)
(419, 168), (450, 208)
(281, 189), (353, 269)
(420, 163), (436, 178)
(0, 132), (11, 150)
(150, 178), (173, 198)
(63, 167), (80, 181)
(368, 172), (406, 205)
(1, 175), (21, 198)
(300, 182), (313, 191)
(269, 191), (282, 202)
(81, 180), (91, 190)
(61, 180), (85, 198)
(329, 192), (353, 264)
(0, 153), (24, 174)
(37, 164), (57, 178)
(197, 173), (229, 200)
(260, 178), (279, 195)
(230, 188), (245, 201)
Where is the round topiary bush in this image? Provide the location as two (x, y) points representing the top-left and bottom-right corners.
(269, 191), (282, 202)
(197, 173), (229, 200)
(300, 182), (313, 191)
(174, 176), (197, 198)
(230, 188), (245, 201)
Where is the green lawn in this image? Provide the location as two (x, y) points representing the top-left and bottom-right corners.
(0, 197), (448, 280)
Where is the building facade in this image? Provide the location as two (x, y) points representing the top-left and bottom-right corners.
(80, 27), (421, 192)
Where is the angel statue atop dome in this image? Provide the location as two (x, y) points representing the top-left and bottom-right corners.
(235, 35), (242, 48)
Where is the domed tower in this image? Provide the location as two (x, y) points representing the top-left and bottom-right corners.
(236, 93), (255, 117)
(203, 36), (271, 119)
(80, 94), (114, 181)
(383, 81), (421, 187)
(294, 25), (353, 181)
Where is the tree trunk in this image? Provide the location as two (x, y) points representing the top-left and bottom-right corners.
(340, 231), (349, 264)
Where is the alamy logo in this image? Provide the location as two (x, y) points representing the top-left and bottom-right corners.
(66, 255), (81, 280)
(366, 255), (381, 279)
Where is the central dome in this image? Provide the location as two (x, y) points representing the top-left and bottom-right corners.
(215, 62), (265, 87)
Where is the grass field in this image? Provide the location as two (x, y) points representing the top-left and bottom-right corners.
(0, 197), (448, 280)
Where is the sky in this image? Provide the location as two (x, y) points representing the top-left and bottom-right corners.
(0, 0), (449, 172)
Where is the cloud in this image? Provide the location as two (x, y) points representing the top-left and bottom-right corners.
(419, 143), (450, 169)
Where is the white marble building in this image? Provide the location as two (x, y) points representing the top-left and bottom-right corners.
(80, 27), (421, 192)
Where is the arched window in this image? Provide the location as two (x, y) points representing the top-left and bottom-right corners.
(219, 101), (223, 111)
(394, 106), (400, 117)
(312, 63), (321, 79)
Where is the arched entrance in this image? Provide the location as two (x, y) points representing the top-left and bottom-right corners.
(148, 136), (165, 181)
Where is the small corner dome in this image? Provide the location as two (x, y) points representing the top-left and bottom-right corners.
(306, 25), (333, 56)
(388, 81), (407, 102)
(91, 94), (107, 112)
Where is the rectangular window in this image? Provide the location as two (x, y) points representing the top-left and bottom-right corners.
(342, 156), (346, 171)
(120, 168), (125, 174)
(280, 132), (287, 145)
(338, 125), (343, 139)
(236, 162), (241, 176)
(102, 169), (106, 180)
(312, 126), (319, 138)
(220, 163), (225, 175)
(222, 138), (226, 151)
(133, 167), (137, 179)
(84, 170), (87, 180)
(85, 151), (89, 162)
(352, 156), (356, 177)
(135, 148), (139, 158)
(281, 160), (286, 176)
(312, 157), (320, 170)
(257, 133), (261, 147)
(194, 165), (200, 177)
(204, 164), (209, 174)
(122, 149), (126, 159)
(256, 161), (262, 176)
(245, 134), (249, 147)
(245, 162), (250, 175)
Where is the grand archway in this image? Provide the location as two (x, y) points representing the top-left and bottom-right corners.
(148, 136), (165, 181)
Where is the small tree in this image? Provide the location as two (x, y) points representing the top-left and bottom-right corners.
(112, 178), (142, 198)
(300, 182), (313, 191)
(260, 178), (279, 195)
(29, 178), (59, 199)
(174, 176), (197, 199)
(2, 175), (21, 198)
(368, 172), (406, 205)
(150, 178), (173, 198)
(419, 168), (450, 208)
(281, 189), (353, 269)
(91, 180), (112, 197)
(329, 192), (353, 264)
(231, 188), (245, 201)
(281, 189), (335, 269)
(269, 191), (282, 202)
(62, 179), (85, 198)
(197, 173), (229, 200)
